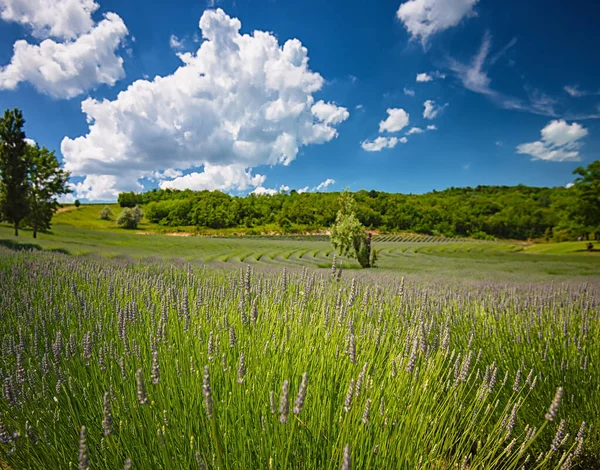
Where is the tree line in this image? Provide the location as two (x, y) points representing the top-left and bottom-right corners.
(0, 109), (70, 237)
(119, 162), (599, 241)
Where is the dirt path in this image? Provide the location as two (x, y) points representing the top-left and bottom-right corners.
(56, 206), (77, 214)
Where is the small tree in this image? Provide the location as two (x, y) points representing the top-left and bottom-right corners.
(25, 144), (71, 238)
(117, 206), (142, 229)
(330, 189), (376, 268)
(100, 206), (113, 220)
(74, 199), (81, 209)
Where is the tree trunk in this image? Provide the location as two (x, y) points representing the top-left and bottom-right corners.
(33, 222), (37, 239)
(14, 222), (18, 237)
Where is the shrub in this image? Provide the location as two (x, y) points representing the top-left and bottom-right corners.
(74, 199), (80, 209)
(100, 206), (113, 220)
(117, 206), (142, 229)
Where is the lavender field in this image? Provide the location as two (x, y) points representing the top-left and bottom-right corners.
(0, 248), (598, 469)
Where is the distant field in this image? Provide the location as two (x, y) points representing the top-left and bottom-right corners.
(1, 221), (598, 281)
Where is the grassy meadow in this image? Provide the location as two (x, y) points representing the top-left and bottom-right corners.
(0, 205), (599, 469)
(0, 249), (598, 469)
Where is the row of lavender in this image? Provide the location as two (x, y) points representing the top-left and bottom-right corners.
(0, 248), (598, 469)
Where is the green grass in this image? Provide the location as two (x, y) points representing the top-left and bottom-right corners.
(1, 223), (599, 281)
(0, 250), (598, 469)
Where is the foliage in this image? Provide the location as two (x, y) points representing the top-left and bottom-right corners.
(74, 199), (81, 209)
(100, 206), (114, 220)
(0, 108), (29, 236)
(330, 189), (374, 268)
(568, 161), (600, 238)
(0, 250), (598, 469)
(117, 206), (142, 229)
(25, 144), (71, 238)
(120, 167), (600, 241)
(118, 191), (144, 207)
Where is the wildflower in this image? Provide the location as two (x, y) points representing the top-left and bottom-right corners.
(545, 387), (563, 421)
(279, 380), (289, 424)
(348, 333), (356, 364)
(102, 392), (113, 436)
(237, 353), (246, 384)
(513, 369), (521, 392)
(551, 419), (566, 451)
(123, 458), (133, 470)
(270, 391), (276, 414)
(362, 399), (371, 425)
(344, 378), (355, 413)
(136, 369), (148, 405)
(574, 421), (586, 456)
(78, 426), (89, 470)
(203, 366), (214, 420)
(151, 350), (160, 385)
(229, 325), (237, 348)
(293, 372), (308, 415)
(341, 443), (351, 470)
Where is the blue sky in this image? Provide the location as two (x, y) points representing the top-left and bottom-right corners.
(0, 0), (599, 200)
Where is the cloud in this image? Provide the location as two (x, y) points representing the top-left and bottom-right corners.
(446, 33), (599, 119)
(423, 99), (447, 119)
(565, 182), (574, 189)
(397, 0), (479, 45)
(71, 174), (142, 200)
(0, 9), (128, 98)
(426, 124), (437, 130)
(24, 137), (36, 146)
(314, 178), (335, 191)
(60, 9), (348, 199)
(379, 108), (410, 133)
(0, 0), (99, 39)
(403, 87), (415, 96)
(516, 120), (588, 162)
(160, 164), (266, 191)
(361, 136), (400, 152)
(297, 186), (309, 194)
(311, 100), (350, 125)
(251, 186), (278, 196)
(406, 127), (424, 135)
(416, 73), (432, 82)
(169, 34), (184, 50)
(564, 85), (600, 98)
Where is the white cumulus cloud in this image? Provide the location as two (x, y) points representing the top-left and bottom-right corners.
(379, 108), (410, 133)
(406, 127), (424, 135)
(0, 3), (129, 99)
(416, 73), (432, 82)
(361, 136), (400, 152)
(516, 120), (588, 162)
(403, 87), (415, 96)
(423, 99), (447, 119)
(311, 100), (350, 125)
(60, 9), (348, 199)
(0, 0), (99, 39)
(160, 164), (266, 192)
(397, 0), (479, 44)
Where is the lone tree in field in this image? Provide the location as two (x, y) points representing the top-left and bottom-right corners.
(0, 109), (29, 236)
(74, 199), (81, 209)
(117, 206), (143, 229)
(330, 189), (376, 268)
(25, 144), (71, 238)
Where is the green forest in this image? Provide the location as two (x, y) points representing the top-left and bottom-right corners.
(118, 160), (600, 241)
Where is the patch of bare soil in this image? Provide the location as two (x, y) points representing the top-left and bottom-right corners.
(165, 232), (193, 237)
(56, 206), (76, 214)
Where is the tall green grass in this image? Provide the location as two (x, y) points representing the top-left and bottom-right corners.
(0, 249), (598, 468)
